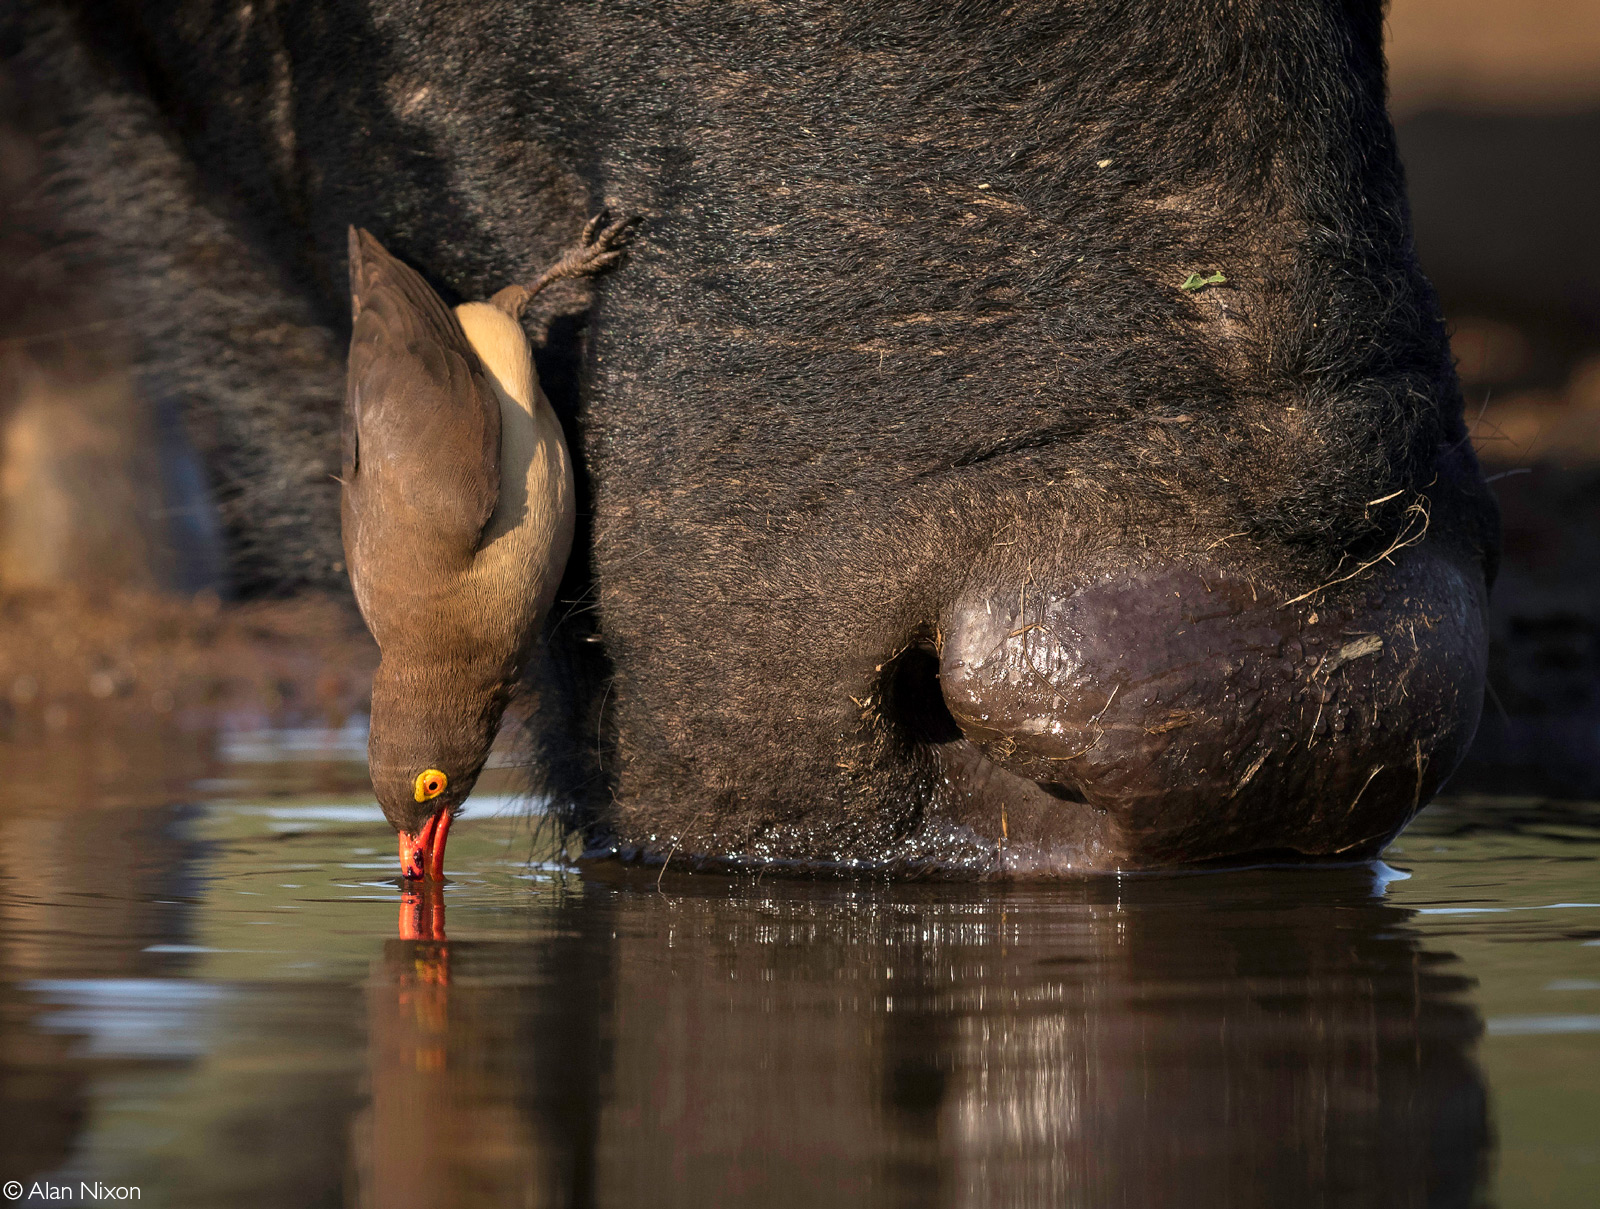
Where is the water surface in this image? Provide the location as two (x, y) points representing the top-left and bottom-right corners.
(1, 745), (1597, 1207)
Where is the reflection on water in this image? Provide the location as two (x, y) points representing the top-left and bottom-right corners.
(0, 760), (1597, 1207)
(350, 869), (1489, 1209)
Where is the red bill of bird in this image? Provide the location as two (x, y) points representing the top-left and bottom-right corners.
(341, 214), (632, 881)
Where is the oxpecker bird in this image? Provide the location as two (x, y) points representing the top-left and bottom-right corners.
(342, 215), (631, 881)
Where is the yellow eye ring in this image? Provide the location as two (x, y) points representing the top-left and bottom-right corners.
(414, 769), (448, 802)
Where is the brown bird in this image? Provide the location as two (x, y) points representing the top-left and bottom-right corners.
(342, 215), (631, 880)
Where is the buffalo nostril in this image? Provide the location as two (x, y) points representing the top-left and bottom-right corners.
(881, 644), (963, 745)
(1039, 781), (1089, 804)
(885, 643), (1096, 804)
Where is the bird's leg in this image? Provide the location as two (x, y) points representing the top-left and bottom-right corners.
(489, 210), (637, 320)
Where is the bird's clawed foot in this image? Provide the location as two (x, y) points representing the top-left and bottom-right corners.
(567, 208), (638, 277)
(490, 210), (640, 319)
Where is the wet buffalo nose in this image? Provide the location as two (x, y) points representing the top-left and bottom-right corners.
(938, 554), (1487, 863)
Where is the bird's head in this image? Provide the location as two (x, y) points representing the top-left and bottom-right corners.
(367, 657), (510, 879)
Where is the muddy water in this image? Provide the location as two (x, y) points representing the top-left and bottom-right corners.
(0, 741), (1596, 1208)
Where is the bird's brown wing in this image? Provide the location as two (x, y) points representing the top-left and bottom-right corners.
(344, 227), (500, 554)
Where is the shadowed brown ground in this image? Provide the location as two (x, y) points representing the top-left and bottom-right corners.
(0, 590), (375, 761)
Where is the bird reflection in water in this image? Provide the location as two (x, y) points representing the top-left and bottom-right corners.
(399, 883), (448, 944)
(395, 885), (450, 1088)
(357, 891), (462, 1209)
(355, 884), (571, 1209)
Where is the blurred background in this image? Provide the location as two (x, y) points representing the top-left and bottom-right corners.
(1386, 0), (1600, 793)
(0, 0), (1593, 793)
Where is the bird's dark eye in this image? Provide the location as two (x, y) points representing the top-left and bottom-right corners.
(414, 769), (448, 802)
